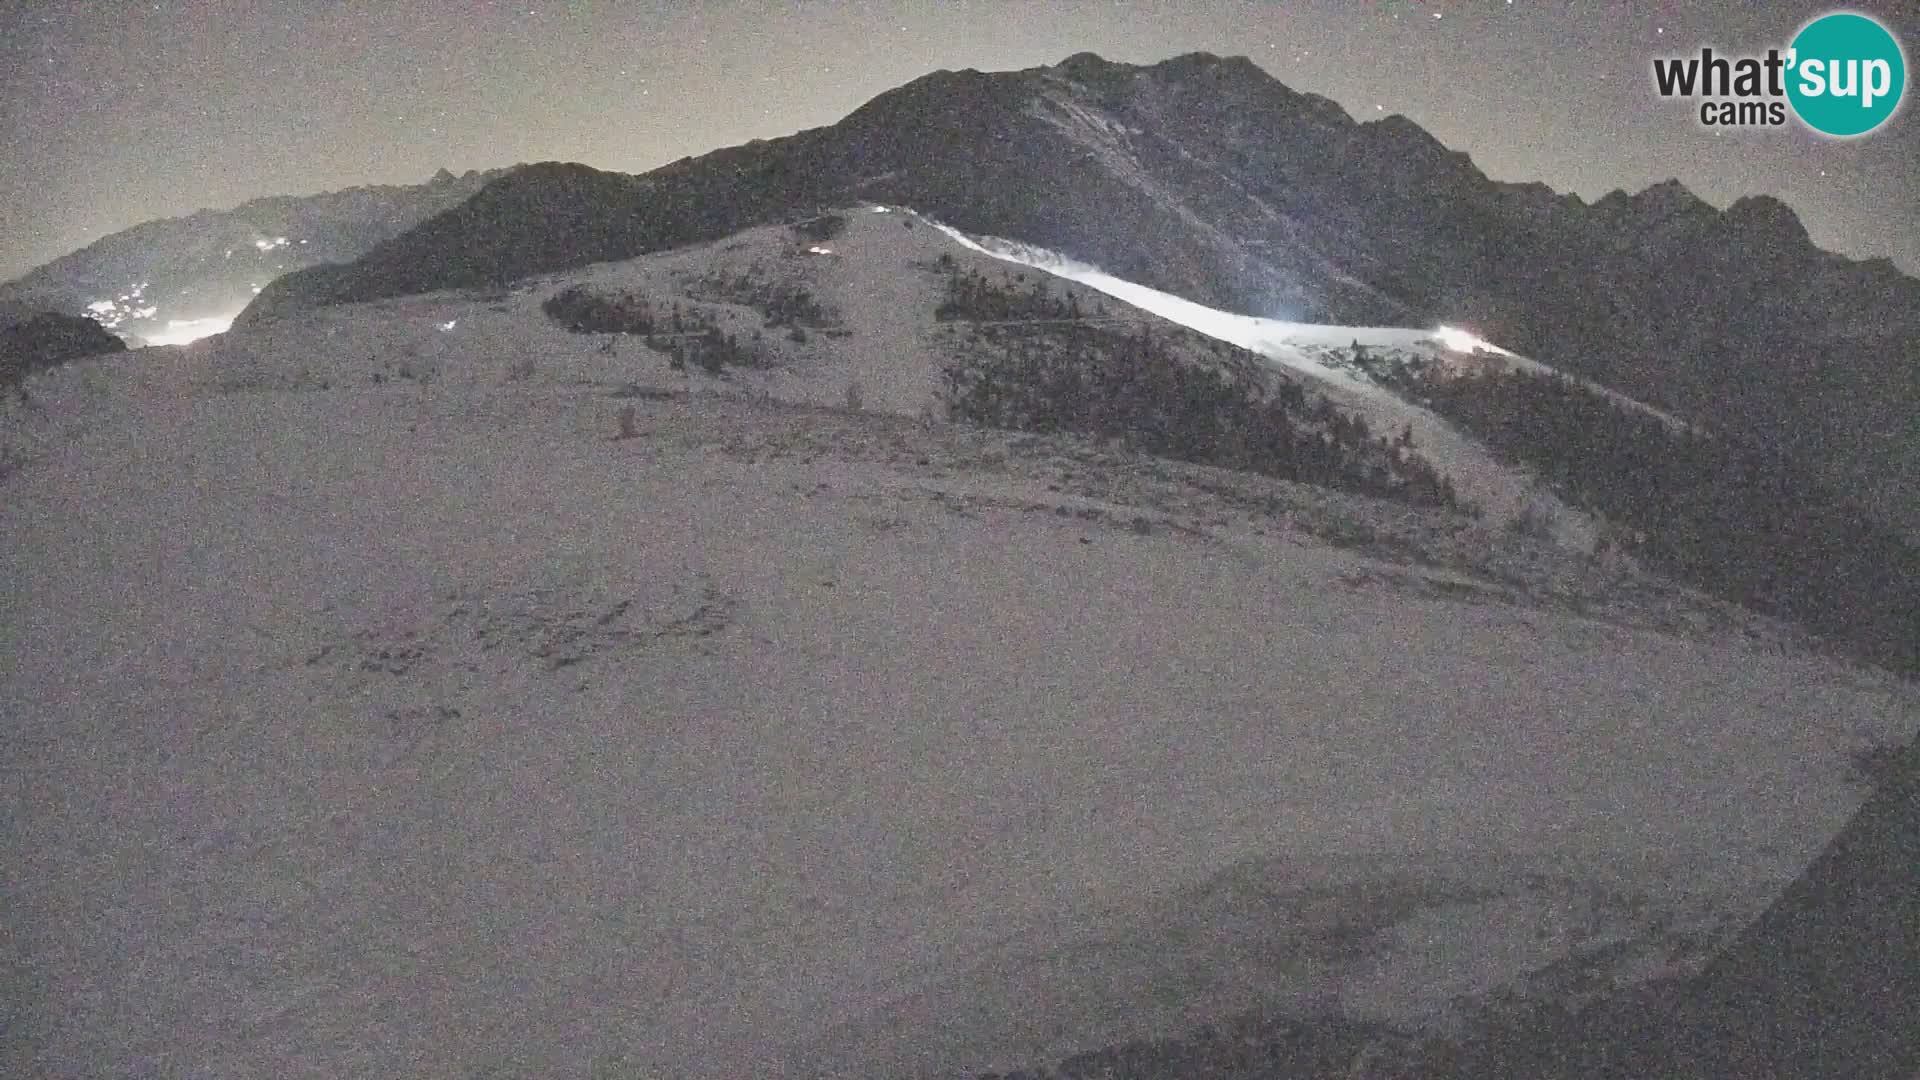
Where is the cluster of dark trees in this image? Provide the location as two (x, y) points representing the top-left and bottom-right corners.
(943, 320), (1461, 510)
(541, 286), (761, 375)
(1400, 363), (1920, 673)
(684, 270), (838, 332)
(541, 285), (660, 335)
(655, 323), (760, 376)
(761, 286), (831, 330)
(935, 261), (1095, 323)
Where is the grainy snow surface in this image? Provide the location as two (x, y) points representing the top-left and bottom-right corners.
(5, 210), (1915, 1079)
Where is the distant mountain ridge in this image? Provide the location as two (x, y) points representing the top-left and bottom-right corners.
(0, 168), (511, 345)
(233, 53), (1920, 534)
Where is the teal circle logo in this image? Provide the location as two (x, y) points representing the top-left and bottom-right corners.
(1786, 12), (1906, 137)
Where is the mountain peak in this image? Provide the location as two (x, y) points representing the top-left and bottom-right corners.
(1050, 50), (1272, 89)
(1148, 51), (1267, 81)
(1056, 51), (1116, 72)
(1049, 51), (1136, 95)
(1633, 178), (1713, 215)
(1725, 194), (1811, 249)
(1590, 179), (1718, 228)
(1370, 112), (1444, 144)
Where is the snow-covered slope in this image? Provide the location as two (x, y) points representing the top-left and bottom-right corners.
(208, 206), (1030, 412)
(223, 206), (1605, 544)
(5, 213), (1916, 1079)
(932, 222), (1682, 547)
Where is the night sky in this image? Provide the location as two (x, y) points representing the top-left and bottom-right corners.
(3, 0), (1916, 281)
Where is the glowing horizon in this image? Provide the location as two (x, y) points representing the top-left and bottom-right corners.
(137, 312), (240, 347)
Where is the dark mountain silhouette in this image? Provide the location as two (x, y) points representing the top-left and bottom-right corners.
(240, 53), (1920, 535)
(0, 167), (509, 345)
(1, 311), (125, 392)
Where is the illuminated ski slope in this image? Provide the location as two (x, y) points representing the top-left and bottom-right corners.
(927, 218), (1598, 538)
(929, 218), (1691, 434)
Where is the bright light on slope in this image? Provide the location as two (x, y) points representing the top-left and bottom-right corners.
(928, 217), (1526, 399)
(1432, 326), (1496, 354)
(929, 220), (1274, 353)
(927, 213), (1693, 447)
(141, 314), (238, 347)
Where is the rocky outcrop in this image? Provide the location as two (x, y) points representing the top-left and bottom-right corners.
(1, 312), (126, 392)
